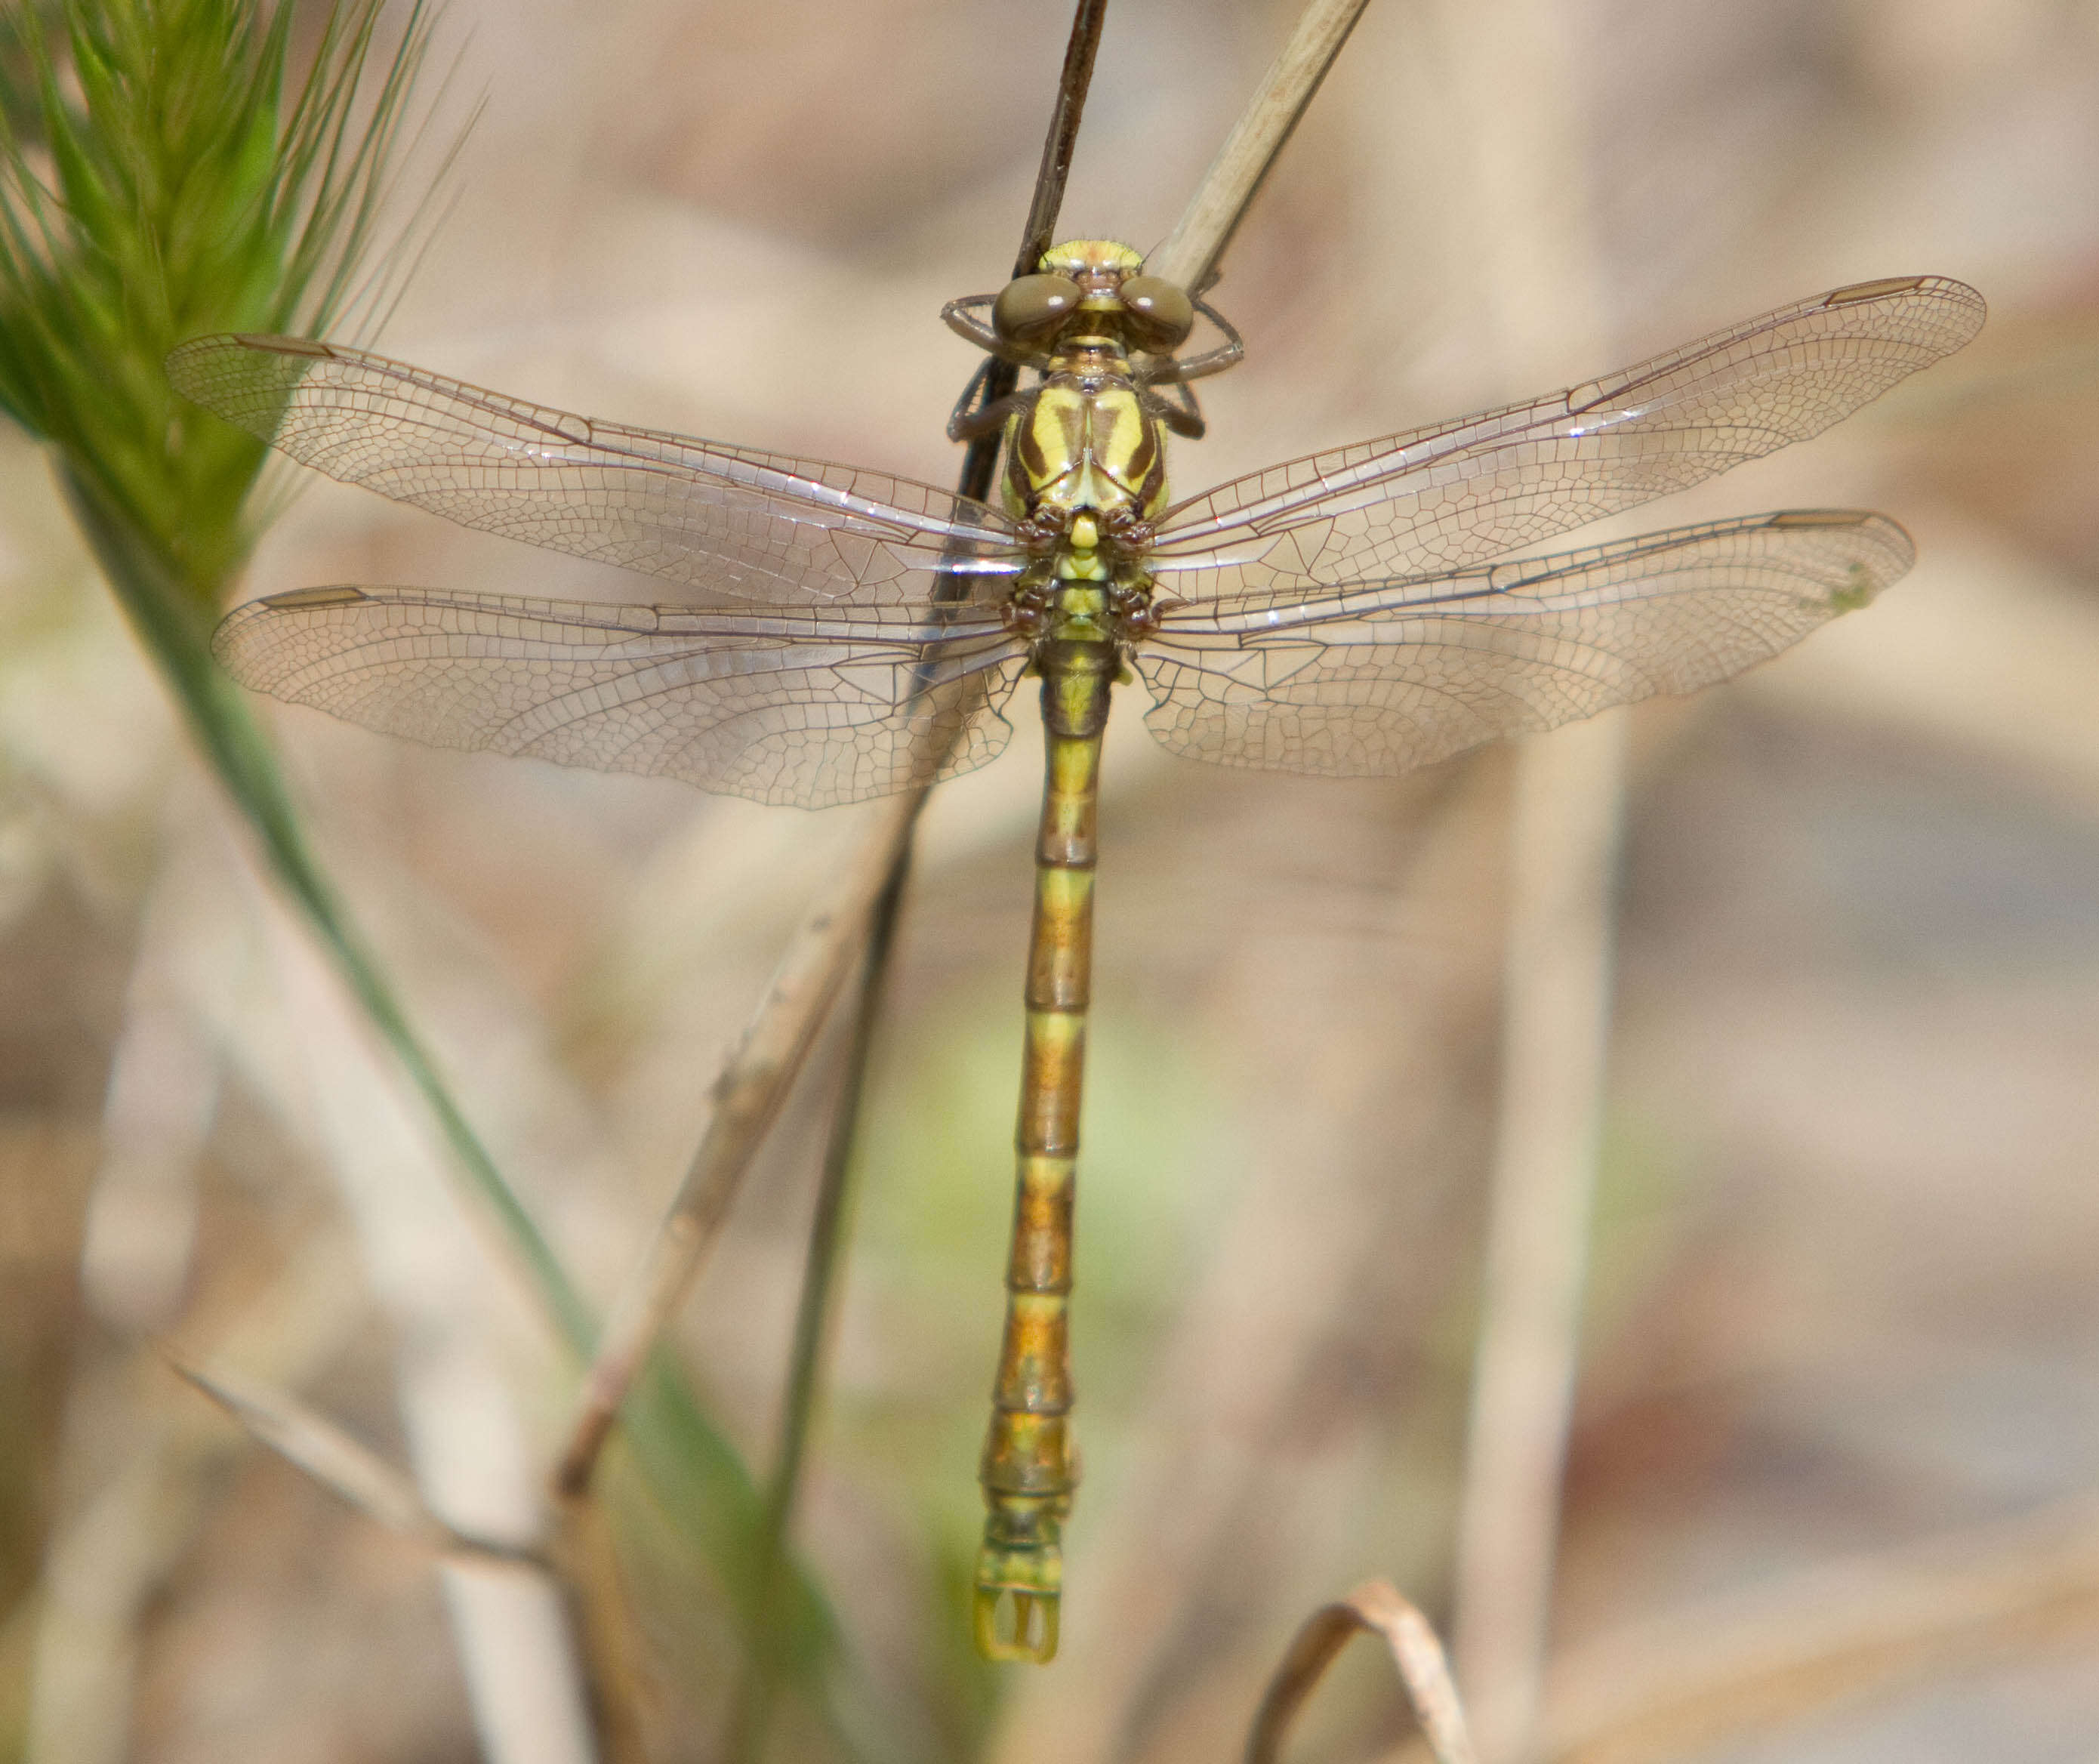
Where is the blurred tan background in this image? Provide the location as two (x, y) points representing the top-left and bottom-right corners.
(5, 0), (2099, 1760)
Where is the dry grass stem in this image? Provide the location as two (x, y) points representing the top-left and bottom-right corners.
(555, 789), (920, 1497)
(1246, 1581), (1478, 1764)
(1452, 713), (1624, 1752)
(1011, 0), (1111, 279)
(243, 859), (599, 1764)
(1534, 1494), (2099, 1764)
(1440, 7), (1617, 1755)
(548, 1499), (658, 1764)
(169, 1358), (548, 1569)
(24, 1230), (366, 1764)
(1144, 0), (1372, 291)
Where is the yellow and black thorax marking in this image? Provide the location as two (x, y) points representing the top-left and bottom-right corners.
(942, 237), (1239, 631)
(1004, 356), (1169, 552)
(994, 242), (1176, 584)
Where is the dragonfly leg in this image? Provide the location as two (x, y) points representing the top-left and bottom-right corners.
(975, 643), (1111, 1664)
(1136, 378), (1207, 439)
(1142, 298), (1244, 386)
(948, 362), (1041, 445)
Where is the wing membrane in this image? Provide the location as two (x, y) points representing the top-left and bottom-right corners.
(168, 335), (1025, 606)
(1133, 510), (1910, 776)
(214, 586), (1029, 808)
(1149, 277), (1981, 594)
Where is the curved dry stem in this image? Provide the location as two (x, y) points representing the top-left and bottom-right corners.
(1246, 1581), (1478, 1764)
(1536, 1494), (2099, 1764)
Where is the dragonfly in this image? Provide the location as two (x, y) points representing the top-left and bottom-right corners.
(168, 242), (1983, 1663)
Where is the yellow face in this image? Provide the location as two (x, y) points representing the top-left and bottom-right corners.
(1037, 240), (1143, 310)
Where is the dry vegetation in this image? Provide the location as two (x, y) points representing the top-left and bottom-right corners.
(4, 1), (2097, 1761)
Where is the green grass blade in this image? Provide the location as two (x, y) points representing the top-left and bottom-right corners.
(0, 0), (858, 1721)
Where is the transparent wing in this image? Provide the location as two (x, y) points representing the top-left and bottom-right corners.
(214, 585), (1031, 809)
(1148, 277), (1981, 595)
(1133, 510), (1909, 777)
(168, 335), (1026, 606)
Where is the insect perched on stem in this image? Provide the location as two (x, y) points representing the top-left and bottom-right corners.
(169, 243), (1982, 1663)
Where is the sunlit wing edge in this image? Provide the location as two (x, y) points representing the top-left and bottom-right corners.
(1133, 510), (1912, 778)
(1145, 276), (1982, 587)
(167, 334), (1027, 606)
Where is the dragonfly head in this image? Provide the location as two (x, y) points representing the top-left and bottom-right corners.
(991, 239), (1195, 356)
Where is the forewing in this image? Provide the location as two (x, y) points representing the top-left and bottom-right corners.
(1133, 511), (1909, 777)
(168, 335), (1025, 606)
(1150, 277), (1981, 594)
(214, 586), (1030, 808)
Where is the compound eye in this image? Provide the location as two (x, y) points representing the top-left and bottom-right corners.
(993, 273), (1083, 342)
(1118, 276), (1194, 347)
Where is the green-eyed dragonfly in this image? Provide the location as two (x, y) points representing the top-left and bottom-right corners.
(168, 242), (1984, 1663)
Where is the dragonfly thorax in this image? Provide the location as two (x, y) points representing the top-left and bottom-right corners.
(1003, 348), (1171, 564)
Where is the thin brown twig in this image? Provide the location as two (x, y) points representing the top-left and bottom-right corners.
(1245, 1581), (1478, 1764)
(170, 1355), (550, 1571)
(958, 0), (1111, 503)
(1016, 0), (1111, 274)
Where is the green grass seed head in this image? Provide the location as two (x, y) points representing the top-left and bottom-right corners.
(0, 0), (451, 618)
